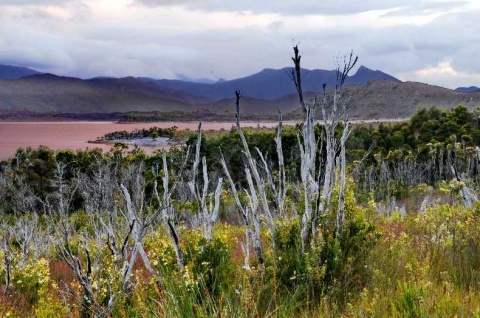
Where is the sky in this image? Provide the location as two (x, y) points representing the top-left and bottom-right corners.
(1, 0), (480, 88)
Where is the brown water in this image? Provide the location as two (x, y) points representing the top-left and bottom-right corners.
(0, 121), (284, 160)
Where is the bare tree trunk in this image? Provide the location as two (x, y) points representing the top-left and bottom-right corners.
(160, 150), (185, 269)
(290, 46), (319, 252)
(221, 155), (264, 266)
(234, 90), (276, 247)
(189, 122), (223, 240)
(289, 45), (357, 250)
(255, 111), (287, 216)
(337, 122), (350, 234)
(1, 231), (12, 294)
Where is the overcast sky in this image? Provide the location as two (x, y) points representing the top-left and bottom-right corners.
(1, 0), (479, 88)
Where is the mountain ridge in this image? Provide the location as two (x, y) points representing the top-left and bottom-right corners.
(0, 64), (40, 79)
(456, 86), (480, 93)
(1, 63), (480, 120)
(146, 65), (401, 101)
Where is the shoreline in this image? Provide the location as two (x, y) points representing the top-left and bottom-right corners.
(88, 136), (183, 147)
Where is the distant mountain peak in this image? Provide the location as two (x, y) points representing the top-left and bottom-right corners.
(260, 68), (277, 73)
(348, 65), (401, 85)
(175, 73), (217, 84)
(357, 65), (372, 71)
(456, 86), (480, 93)
(149, 65), (401, 101)
(0, 64), (40, 79)
(20, 73), (79, 82)
(354, 65), (383, 75)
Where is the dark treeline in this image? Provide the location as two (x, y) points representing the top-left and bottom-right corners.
(0, 105), (473, 221)
(2, 104), (480, 214)
(350, 105), (480, 201)
(188, 104), (480, 201)
(96, 126), (179, 141)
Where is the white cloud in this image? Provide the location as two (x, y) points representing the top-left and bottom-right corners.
(131, 0), (453, 16)
(0, 0), (479, 88)
(400, 60), (480, 88)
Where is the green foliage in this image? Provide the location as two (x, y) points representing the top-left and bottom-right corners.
(185, 237), (234, 298)
(393, 283), (427, 318)
(5, 104), (480, 316)
(274, 219), (306, 290)
(0, 258), (51, 305)
(306, 208), (378, 308)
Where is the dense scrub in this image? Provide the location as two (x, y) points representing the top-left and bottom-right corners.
(1, 183), (480, 316)
(2, 45), (480, 316)
(0, 118), (479, 316)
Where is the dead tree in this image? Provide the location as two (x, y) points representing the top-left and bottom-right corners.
(290, 45), (357, 250)
(77, 161), (132, 306)
(116, 161), (161, 292)
(46, 162), (105, 317)
(219, 90), (286, 266)
(188, 122), (223, 240)
(78, 153), (189, 297)
(233, 90), (276, 246)
(449, 162), (478, 207)
(0, 223), (13, 295)
(14, 213), (43, 265)
(0, 217), (45, 295)
(290, 46), (321, 250)
(48, 162), (109, 316)
(0, 170), (47, 294)
(255, 111), (287, 216)
(152, 150), (190, 269)
(333, 53), (357, 233)
(221, 154), (264, 267)
(78, 160), (158, 297)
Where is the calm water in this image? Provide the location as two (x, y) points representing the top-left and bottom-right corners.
(0, 121), (283, 159)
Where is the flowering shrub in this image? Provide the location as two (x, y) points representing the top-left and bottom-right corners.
(145, 230), (180, 275)
(11, 258), (50, 304)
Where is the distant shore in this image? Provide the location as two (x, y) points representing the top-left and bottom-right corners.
(88, 136), (183, 147)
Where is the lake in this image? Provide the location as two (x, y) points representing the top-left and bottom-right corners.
(0, 121), (285, 160)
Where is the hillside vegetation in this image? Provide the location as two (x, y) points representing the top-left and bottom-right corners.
(2, 47), (480, 317)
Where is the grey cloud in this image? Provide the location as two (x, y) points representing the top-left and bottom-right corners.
(0, 0), (71, 5)
(411, 11), (480, 73)
(0, 21), (75, 73)
(383, 1), (467, 16)
(350, 9), (480, 86)
(132, 0), (423, 16)
(72, 16), (480, 87)
(0, 0), (90, 21)
(1, 1), (480, 89)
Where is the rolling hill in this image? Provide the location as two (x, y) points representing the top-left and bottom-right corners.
(286, 81), (480, 119)
(1, 65), (480, 120)
(0, 74), (200, 113)
(201, 81), (480, 120)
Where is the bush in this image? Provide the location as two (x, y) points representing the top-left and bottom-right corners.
(186, 237), (234, 298)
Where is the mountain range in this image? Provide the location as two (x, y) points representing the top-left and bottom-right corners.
(146, 65), (400, 101)
(0, 64), (479, 120)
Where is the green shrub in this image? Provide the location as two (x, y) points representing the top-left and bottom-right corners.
(186, 237), (234, 298)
